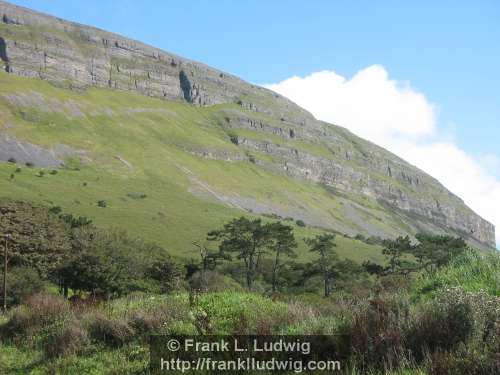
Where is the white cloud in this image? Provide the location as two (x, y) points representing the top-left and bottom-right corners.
(264, 65), (500, 247)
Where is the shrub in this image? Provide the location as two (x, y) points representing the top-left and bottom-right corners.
(43, 319), (89, 358)
(295, 219), (306, 227)
(3, 294), (71, 337)
(147, 257), (182, 293)
(89, 314), (135, 347)
(49, 169), (58, 175)
(97, 200), (107, 208)
(25, 162), (34, 167)
(15, 167), (21, 173)
(126, 192), (147, 199)
(7, 157), (16, 163)
(49, 205), (62, 214)
(426, 347), (500, 375)
(35, 170), (45, 177)
(4, 267), (45, 305)
(347, 294), (410, 370)
(407, 289), (476, 359)
(189, 271), (243, 293)
(129, 312), (163, 338)
(228, 133), (239, 145)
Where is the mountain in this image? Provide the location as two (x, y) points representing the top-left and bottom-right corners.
(0, 0), (495, 253)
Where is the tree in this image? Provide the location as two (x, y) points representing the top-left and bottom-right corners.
(412, 233), (468, 272)
(382, 236), (415, 275)
(53, 227), (158, 298)
(208, 217), (272, 290)
(364, 233), (467, 277)
(266, 222), (297, 292)
(147, 256), (182, 293)
(0, 199), (71, 276)
(53, 252), (121, 298)
(305, 233), (338, 297)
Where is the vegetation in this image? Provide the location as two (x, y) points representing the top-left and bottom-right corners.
(0, 71), (497, 374)
(0, 199), (497, 374)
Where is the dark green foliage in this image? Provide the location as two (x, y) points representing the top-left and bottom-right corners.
(49, 205), (62, 214)
(355, 234), (366, 241)
(1, 267), (44, 306)
(229, 133), (239, 145)
(25, 162), (33, 167)
(7, 157), (16, 163)
(126, 192), (147, 199)
(15, 167), (21, 173)
(266, 221), (297, 292)
(0, 199), (71, 275)
(59, 213), (92, 228)
(53, 227), (157, 298)
(305, 233), (338, 297)
(208, 217), (272, 289)
(382, 235), (415, 274)
(295, 219), (306, 227)
(412, 233), (468, 272)
(54, 252), (124, 298)
(97, 200), (107, 208)
(49, 169), (58, 175)
(35, 170), (45, 177)
(146, 256), (182, 293)
(366, 233), (468, 278)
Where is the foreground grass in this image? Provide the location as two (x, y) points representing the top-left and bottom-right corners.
(0, 251), (498, 374)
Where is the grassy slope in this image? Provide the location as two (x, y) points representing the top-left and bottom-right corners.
(0, 71), (384, 263)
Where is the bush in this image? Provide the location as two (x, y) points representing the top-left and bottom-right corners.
(147, 257), (182, 293)
(408, 289), (476, 359)
(3, 294), (71, 337)
(4, 267), (45, 305)
(126, 192), (147, 199)
(295, 219), (306, 227)
(49, 169), (58, 175)
(129, 312), (163, 338)
(228, 133), (239, 145)
(25, 162), (34, 167)
(426, 347), (500, 375)
(89, 314), (135, 347)
(189, 271), (243, 293)
(7, 157), (16, 163)
(97, 200), (107, 208)
(43, 319), (89, 358)
(347, 294), (410, 370)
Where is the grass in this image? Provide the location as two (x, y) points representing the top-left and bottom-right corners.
(0, 70), (391, 263)
(411, 250), (500, 300)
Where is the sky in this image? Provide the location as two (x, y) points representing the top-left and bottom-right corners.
(8, 1), (500, 247)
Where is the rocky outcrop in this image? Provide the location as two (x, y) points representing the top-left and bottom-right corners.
(0, 0), (312, 125)
(0, 134), (85, 167)
(0, 0), (495, 248)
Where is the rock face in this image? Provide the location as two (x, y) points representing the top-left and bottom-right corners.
(0, 0), (495, 249)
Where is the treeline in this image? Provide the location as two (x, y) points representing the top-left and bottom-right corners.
(0, 198), (469, 308)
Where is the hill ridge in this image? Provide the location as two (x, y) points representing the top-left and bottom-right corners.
(0, 0), (495, 249)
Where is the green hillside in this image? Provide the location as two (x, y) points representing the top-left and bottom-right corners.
(0, 71), (383, 263)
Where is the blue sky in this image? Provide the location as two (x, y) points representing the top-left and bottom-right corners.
(7, 0), (500, 246)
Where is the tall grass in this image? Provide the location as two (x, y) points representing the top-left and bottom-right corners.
(412, 250), (500, 299)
